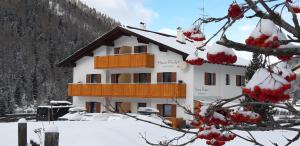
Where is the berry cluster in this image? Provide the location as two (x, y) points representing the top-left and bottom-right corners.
(292, 7), (300, 13)
(287, 0), (300, 13)
(198, 126), (236, 146)
(277, 55), (293, 61)
(242, 84), (291, 103)
(207, 52), (237, 64)
(245, 34), (280, 48)
(183, 28), (206, 42)
(228, 2), (244, 20)
(229, 111), (261, 123)
(245, 34), (293, 61)
(285, 74), (297, 82)
(185, 58), (204, 65)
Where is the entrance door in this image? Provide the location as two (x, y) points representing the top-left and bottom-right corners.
(86, 102), (101, 113)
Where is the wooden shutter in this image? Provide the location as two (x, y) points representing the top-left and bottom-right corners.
(157, 104), (163, 116)
(157, 73), (162, 83)
(171, 72), (177, 83)
(111, 74), (116, 83)
(86, 102), (91, 113)
(114, 47), (120, 54)
(171, 104), (177, 117)
(86, 74), (92, 83)
(204, 73), (209, 85)
(236, 75), (241, 86)
(146, 73), (151, 83)
(96, 74), (101, 83)
(133, 74), (139, 83)
(121, 102), (131, 113)
(95, 102), (101, 113)
(213, 73), (216, 85)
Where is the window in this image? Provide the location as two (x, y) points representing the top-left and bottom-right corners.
(157, 72), (176, 83)
(163, 104), (172, 117)
(236, 75), (245, 86)
(134, 45), (147, 53)
(226, 74), (230, 85)
(134, 73), (151, 83)
(137, 103), (147, 109)
(205, 72), (216, 85)
(86, 74), (101, 83)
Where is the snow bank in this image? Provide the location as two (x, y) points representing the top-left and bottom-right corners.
(18, 118), (27, 123)
(45, 125), (59, 133)
(246, 68), (288, 90)
(1, 113), (299, 146)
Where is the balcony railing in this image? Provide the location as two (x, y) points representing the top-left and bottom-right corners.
(94, 53), (154, 69)
(68, 83), (186, 98)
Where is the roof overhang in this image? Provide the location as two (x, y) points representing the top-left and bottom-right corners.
(56, 26), (189, 67)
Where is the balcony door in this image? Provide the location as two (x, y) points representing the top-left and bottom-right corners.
(86, 74), (101, 83)
(111, 74), (131, 83)
(157, 72), (176, 83)
(134, 45), (147, 53)
(114, 46), (132, 55)
(133, 73), (151, 83)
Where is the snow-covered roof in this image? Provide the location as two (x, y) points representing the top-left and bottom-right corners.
(57, 26), (249, 67)
(124, 26), (249, 67)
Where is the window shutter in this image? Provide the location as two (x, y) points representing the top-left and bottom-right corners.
(96, 74), (101, 83)
(204, 73), (208, 85)
(111, 74), (116, 83)
(114, 47), (120, 54)
(171, 72), (177, 83)
(133, 74), (139, 83)
(157, 104), (163, 116)
(95, 102), (101, 113)
(85, 102), (91, 113)
(86, 74), (92, 83)
(236, 75), (240, 86)
(146, 73), (151, 83)
(157, 73), (162, 83)
(171, 104), (177, 117)
(213, 73), (216, 85)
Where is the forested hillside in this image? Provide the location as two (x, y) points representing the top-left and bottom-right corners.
(0, 0), (119, 114)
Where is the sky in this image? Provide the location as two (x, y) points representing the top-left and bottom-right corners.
(79, 0), (275, 61)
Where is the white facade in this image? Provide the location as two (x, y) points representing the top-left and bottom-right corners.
(70, 33), (246, 120)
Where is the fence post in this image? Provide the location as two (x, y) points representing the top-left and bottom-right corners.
(18, 118), (27, 146)
(44, 125), (59, 146)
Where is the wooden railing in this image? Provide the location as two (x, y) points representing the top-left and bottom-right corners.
(94, 53), (154, 69)
(68, 83), (186, 98)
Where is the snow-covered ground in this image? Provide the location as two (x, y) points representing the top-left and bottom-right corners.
(0, 114), (299, 146)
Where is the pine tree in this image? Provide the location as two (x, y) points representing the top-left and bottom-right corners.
(245, 53), (263, 81)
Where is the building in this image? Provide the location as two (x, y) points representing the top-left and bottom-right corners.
(57, 25), (248, 120)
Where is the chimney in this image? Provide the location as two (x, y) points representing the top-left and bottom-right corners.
(176, 27), (186, 44)
(140, 22), (146, 30)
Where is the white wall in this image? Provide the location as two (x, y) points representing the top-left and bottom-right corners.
(193, 63), (246, 102)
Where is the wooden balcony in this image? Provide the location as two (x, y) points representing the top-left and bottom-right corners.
(68, 83), (186, 98)
(94, 53), (154, 69)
